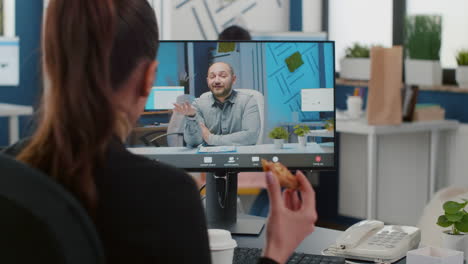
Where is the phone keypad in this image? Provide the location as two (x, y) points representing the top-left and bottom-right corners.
(367, 230), (407, 248)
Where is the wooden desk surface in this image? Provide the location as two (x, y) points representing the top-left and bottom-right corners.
(141, 110), (171, 115)
(132, 125), (168, 133)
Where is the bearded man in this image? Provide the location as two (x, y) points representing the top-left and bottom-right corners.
(173, 62), (260, 147)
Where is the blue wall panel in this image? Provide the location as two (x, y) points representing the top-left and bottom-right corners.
(266, 42), (334, 125)
(0, 0), (43, 146)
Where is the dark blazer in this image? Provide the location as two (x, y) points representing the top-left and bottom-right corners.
(3, 138), (277, 264)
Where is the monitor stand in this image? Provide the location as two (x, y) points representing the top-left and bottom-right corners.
(205, 171), (265, 235)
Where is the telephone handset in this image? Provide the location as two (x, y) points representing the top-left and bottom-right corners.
(324, 220), (421, 263)
(336, 219), (384, 249)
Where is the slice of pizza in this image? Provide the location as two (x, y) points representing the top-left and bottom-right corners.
(261, 159), (299, 189)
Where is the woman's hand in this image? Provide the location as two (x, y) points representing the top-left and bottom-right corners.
(262, 170), (318, 263)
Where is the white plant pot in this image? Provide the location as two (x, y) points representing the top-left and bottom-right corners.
(441, 231), (468, 261)
(340, 58), (371, 80)
(456, 66), (468, 88)
(273, 139), (284, 149)
(297, 136), (307, 147)
(405, 59), (442, 86)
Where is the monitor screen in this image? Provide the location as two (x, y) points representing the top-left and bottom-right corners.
(131, 40), (336, 171)
(145, 86), (185, 111)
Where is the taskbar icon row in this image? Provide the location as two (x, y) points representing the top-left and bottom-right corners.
(199, 154), (328, 168)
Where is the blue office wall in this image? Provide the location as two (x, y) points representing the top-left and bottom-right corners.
(289, 0), (302, 31)
(154, 42), (182, 87)
(0, 0), (43, 146)
(193, 42), (217, 97)
(145, 42), (183, 110)
(417, 92), (468, 123)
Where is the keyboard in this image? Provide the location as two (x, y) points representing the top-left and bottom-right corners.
(234, 247), (346, 264)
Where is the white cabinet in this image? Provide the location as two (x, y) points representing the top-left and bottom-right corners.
(337, 119), (459, 225)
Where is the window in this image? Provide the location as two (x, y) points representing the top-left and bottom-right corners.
(407, 0), (468, 69)
(328, 0), (393, 71)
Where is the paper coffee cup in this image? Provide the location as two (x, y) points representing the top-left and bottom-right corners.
(208, 229), (237, 264)
(347, 96), (363, 118)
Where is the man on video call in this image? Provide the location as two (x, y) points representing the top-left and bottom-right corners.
(173, 62), (260, 147)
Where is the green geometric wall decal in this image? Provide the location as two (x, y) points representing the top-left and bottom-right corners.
(285, 51), (304, 73)
(218, 42), (236, 53)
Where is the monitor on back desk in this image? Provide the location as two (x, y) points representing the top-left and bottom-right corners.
(130, 40), (336, 234)
(144, 86), (185, 111)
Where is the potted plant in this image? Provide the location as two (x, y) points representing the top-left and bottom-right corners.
(268, 127), (288, 149)
(456, 50), (468, 88)
(293, 125), (310, 147)
(325, 118), (335, 132)
(437, 199), (468, 258)
(405, 15), (442, 86)
(340, 43), (371, 80)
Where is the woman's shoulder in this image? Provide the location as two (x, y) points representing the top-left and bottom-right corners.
(1, 138), (31, 157)
(105, 142), (197, 188)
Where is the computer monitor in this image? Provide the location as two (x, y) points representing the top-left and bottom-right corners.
(144, 86), (185, 111)
(134, 40), (335, 171)
(130, 40), (335, 234)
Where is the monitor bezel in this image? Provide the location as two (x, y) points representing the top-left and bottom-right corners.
(151, 40), (336, 172)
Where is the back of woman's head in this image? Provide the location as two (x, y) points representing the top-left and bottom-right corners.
(17, 0), (159, 213)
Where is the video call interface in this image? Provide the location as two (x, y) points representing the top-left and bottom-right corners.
(140, 41), (335, 170)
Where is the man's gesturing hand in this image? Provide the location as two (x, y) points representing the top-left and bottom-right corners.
(173, 102), (196, 117)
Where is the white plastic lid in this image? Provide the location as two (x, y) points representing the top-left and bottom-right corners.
(347, 96), (362, 101)
(208, 229), (238, 251)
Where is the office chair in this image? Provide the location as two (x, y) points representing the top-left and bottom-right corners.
(0, 153), (105, 264)
(140, 94), (194, 147)
(235, 89), (264, 144)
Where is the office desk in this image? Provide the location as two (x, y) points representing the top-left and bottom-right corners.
(279, 121), (326, 128)
(234, 224), (406, 264)
(336, 119), (459, 223)
(279, 122), (334, 142)
(0, 103), (33, 145)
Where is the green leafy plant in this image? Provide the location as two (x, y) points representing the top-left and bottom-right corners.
(456, 50), (468, 66)
(178, 72), (191, 88)
(325, 118), (335, 131)
(293, 125), (310, 137)
(405, 15), (442, 60)
(437, 199), (468, 235)
(268, 127), (288, 140)
(345, 43), (370, 58)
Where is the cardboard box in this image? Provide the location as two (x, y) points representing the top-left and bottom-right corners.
(413, 105), (445, 121)
(407, 247), (463, 264)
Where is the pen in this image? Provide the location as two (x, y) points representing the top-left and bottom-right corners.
(353, 87), (360, 97)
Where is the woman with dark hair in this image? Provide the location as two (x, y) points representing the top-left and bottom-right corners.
(7, 0), (317, 263)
